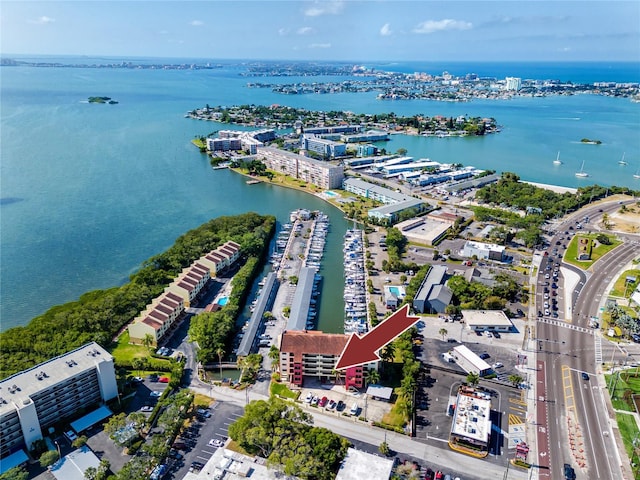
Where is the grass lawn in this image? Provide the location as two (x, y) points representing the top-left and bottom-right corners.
(564, 233), (621, 270)
(382, 394), (408, 427)
(615, 412), (640, 479)
(110, 331), (152, 363)
(610, 269), (640, 298)
(270, 382), (300, 400)
(606, 369), (640, 411)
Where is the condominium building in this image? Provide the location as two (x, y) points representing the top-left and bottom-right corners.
(206, 137), (242, 152)
(279, 331), (363, 391)
(128, 291), (185, 346)
(342, 177), (411, 204)
(165, 262), (211, 308)
(0, 343), (117, 457)
(300, 134), (346, 159)
(257, 147), (344, 189)
(505, 77), (522, 91)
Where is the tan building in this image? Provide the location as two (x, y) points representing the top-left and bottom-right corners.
(258, 146), (344, 189)
(128, 291), (185, 345)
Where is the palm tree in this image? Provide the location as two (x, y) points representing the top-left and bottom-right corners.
(466, 372), (480, 387)
(439, 328), (448, 341)
(132, 358), (143, 377)
(509, 374), (524, 388)
(216, 347), (224, 379)
(268, 345), (280, 372)
(365, 368), (381, 387)
(142, 334), (154, 350)
(331, 368), (342, 385)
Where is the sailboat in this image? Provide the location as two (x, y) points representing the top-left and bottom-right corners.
(575, 160), (589, 178)
(634, 163), (640, 179)
(553, 151), (562, 165)
(618, 152), (627, 165)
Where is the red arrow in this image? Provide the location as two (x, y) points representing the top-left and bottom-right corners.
(335, 305), (419, 370)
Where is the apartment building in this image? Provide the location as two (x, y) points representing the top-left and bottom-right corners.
(0, 343), (117, 457)
(279, 331), (363, 391)
(128, 291), (185, 346)
(300, 134), (346, 159)
(258, 147), (344, 189)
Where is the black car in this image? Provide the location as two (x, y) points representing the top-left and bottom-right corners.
(564, 463), (576, 480)
(479, 353), (490, 360)
(336, 400), (345, 411)
(581, 372), (590, 381)
(516, 308), (524, 316)
(538, 310), (543, 317)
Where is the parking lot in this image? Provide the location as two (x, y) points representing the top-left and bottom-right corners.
(168, 401), (244, 479)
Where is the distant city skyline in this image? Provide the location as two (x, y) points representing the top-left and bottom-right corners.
(1, 1), (639, 62)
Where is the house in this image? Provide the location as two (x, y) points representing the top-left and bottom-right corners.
(413, 265), (452, 314)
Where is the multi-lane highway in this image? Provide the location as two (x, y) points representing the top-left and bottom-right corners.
(534, 198), (639, 480)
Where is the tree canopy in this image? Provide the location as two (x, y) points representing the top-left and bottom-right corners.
(228, 399), (350, 479)
(1, 213), (275, 378)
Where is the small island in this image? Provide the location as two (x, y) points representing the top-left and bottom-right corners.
(580, 138), (601, 144)
(88, 96), (118, 104)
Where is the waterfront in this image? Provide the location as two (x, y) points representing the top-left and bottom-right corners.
(1, 60), (639, 331)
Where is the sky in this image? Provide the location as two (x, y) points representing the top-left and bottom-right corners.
(1, 1), (639, 62)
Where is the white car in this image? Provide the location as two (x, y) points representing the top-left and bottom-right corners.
(492, 362), (504, 369)
(150, 391), (162, 397)
(140, 406), (154, 412)
(311, 396), (319, 406)
(208, 439), (223, 448)
(304, 392), (313, 403)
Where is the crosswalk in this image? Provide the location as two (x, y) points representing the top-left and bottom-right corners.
(594, 332), (603, 365)
(537, 317), (593, 334)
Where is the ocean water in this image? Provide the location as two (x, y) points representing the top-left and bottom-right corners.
(1, 60), (639, 331)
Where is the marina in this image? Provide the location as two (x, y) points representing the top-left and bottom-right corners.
(343, 229), (369, 335)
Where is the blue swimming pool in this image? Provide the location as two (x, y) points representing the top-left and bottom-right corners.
(218, 296), (229, 306)
(324, 190), (338, 198)
(389, 287), (400, 295)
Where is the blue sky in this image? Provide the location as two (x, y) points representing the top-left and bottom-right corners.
(2, 1), (639, 62)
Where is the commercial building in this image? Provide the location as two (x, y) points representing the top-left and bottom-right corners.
(444, 173), (500, 194)
(258, 147), (344, 189)
(461, 240), (506, 262)
(335, 448), (394, 480)
(450, 345), (492, 376)
(342, 178), (411, 205)
(395, 216), (451, 246)
(449, 386), (492, 458)
(412, 265), (452, 314)
(279, 331), (363, 391)
(236, 272), (279, 356)
(300, 134), (346, 159)
(0, 343), (117, 457)
(462, 310), (513, 332)
(368, 198), (426, 224)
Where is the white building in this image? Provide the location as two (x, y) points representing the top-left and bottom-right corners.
(461, 240), (506, 261)
(451, 344), (491, 376)
(449, 386), (492, 457)
(258, 147), (344, 189)
(0, 343), (117, 457)
(462, 309), (513, 332)
(505, 77), (522, 91)
(335, 448), (394, 480)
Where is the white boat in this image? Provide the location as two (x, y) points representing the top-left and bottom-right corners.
(575, 160), (589, 178)
(553, 151), (562, 165)
(634, 164), (640, 179)
(619, 152), (627, 165)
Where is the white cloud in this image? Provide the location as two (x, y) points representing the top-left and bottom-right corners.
(304, 1), (344, 17)
(297, 26), (314, 35)
(413, 19), (472, 34)
(190, 20), (204, 27)
(380, 23), (392, 37)
(309, 43), (331, 49)
(29, 16), (55, 25)
(278, 27), (290, 36)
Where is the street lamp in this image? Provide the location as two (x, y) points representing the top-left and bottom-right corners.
(54, 440), (61, 460)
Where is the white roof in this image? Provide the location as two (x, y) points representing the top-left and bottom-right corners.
(462, 310), (513, 328)
(50, 446), (101, 480)
(452, 344), (491, 371)
(335, 448), (394, 480)
(451, 388), (492, 444)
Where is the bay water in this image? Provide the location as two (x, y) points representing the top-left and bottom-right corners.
(1, 60), (639, 331)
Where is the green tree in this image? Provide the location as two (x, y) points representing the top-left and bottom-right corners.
(0, 468), (28, 480)
(39, 450), (59, 468)
(268, 345), (280, 372)
(364, 368), (381, 387)
(438, 328), (448, 341)
(72, 435), (88, 448)
(142, 333), (154, 350)
(379, 441), (391, 456)
(216, 347), (225, 379)
(466, 372), (480, 386)
(509, 374), (524, 388)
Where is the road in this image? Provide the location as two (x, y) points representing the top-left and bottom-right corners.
(534, 198), (639, 480)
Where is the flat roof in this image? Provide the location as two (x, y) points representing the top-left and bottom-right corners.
(369, 198), (424, 217)
(343, 177), (410, 203)
(462, 310), (513, 328)
(0, 449), (28, 474)
(236, 272), (279, 356)
(450, 388), (492, 444)
(396, 216), (450, 245)
(50, 446), (101, 480)
(366, 385), (393, 400)
(452, 344), (492, 371)
(335, 448), (394, 480)
(286, 267), (317, 331)
(70, 405), (112, 433)
(464, 240), (506, 253)
(0, 343), (112, 417)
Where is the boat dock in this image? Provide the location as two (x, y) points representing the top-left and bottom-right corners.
(343, 229), (369, 334)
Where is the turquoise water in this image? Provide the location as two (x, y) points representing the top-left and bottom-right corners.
(389, 287), (400, 296)
(1, 61), (639, 331)
(217, 297), (229, 306)
(324, 191), (339, 198)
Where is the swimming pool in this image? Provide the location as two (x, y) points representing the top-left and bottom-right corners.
(324, 190), (338, 198)
(388, 286), (406, 297)
(217, 296), (229, 306)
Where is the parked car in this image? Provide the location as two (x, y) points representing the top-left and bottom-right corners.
(327, 399), (337, 410)
(350, 403), (359, 415)
(492, 331), (501, 339)
(493, 362), (504, 369)
(150, 391), (162, 397)
(581, 372), (590, 381)
(158, 376), (170, 383)
(311, 396), (319, 406)
(64, 430), (78, 442)
(336, 400), (345, 411)
(140, 406), (154, 412)
(208, 439), (223, 448)
(319, 396), (328, 407)
(304, 392), (313, 403)
(479, 353), (490, 360)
